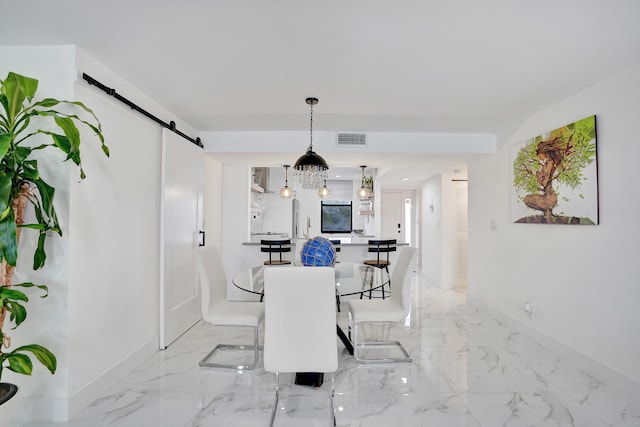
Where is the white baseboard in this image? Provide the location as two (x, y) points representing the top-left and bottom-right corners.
(10, 341), (157, 424)
(67, 341), (157, 419)
(469, 296), (640, 399)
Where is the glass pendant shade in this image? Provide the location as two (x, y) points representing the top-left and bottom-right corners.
(280, 165), (293, 198)
(280, 185), (293, 198)
(318, 180), (331, 198)
(357, 185), (370, 200)
(357, 165), (370, 200)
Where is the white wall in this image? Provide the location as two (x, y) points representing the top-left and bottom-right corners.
(203, 154), (223, 249)
(259, 167), (295, 235)
(221, 165), (263, 300)
(421, 176), (441, 285)
(468, 64), (640, 386)
(441, 175), (468, 289)
(420, 174), (469, 289)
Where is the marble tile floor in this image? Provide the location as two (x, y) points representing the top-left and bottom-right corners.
(28, 273), (640, 426)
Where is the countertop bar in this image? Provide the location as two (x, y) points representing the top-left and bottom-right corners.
(242, 236), (408, 246)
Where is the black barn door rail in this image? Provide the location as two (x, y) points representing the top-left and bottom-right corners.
(82, 73), (202, 148)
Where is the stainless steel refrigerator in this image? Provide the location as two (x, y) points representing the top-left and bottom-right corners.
(291, 198), (300, 238)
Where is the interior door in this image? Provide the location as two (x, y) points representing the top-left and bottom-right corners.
(380, 190), (416, 245)
(160, 129), (204, 349)
(381, 191), (404, 241)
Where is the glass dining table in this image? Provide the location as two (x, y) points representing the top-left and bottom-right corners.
(233, 261), (385, 298)
(232, 262), (387, 356)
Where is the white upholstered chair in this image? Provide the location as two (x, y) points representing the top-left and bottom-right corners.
(195, 246), (265, 370)
(263, 266), (338, 426)
(348, 246), (418, 363)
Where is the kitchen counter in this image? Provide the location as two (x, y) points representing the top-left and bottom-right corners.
(242, 236), (406, 246)
(237, 235), (408, 276)
(248, 232), (290, 241)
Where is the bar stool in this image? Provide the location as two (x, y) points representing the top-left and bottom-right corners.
(260, 239), (292, 266)
(362, 239), (396, 299)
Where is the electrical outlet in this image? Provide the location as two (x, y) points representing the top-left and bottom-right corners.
(524, 302), (533, 319)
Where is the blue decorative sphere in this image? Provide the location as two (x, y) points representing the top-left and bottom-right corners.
(300, 237), (336, 267)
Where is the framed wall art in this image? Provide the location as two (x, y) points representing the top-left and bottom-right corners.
(511, 115), (598, 225)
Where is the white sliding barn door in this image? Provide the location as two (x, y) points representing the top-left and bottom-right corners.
(160, 129), (204, 349)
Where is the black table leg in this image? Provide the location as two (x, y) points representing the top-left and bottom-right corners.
(337, 325), (354, 355)
(294, 325), (353, 386)
(294, 372), (324, 386)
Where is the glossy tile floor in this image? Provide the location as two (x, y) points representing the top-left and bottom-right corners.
(33, 272), (640, 426)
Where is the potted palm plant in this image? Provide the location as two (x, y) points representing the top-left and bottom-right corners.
(0, 71), (108, 420)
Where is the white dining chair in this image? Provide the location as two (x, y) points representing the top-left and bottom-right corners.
(195, 246), (265, 370)
(263, 266), (338, 426)
(348, 246), (418, 363)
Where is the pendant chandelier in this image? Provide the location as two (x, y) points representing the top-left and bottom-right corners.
(294, 97), (329, 190)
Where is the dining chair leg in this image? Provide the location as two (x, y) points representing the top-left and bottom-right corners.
(253, 326), (260, 369)
(352, 321), (412, 364)
(353, 322), (360, 361)
(269, 372), (280, 427)
(269, 371), (336, 426)
(330, 372), (337, 426)
(199, 325), (260, 370)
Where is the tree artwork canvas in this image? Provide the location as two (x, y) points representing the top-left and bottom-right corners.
(511, 116), (598, 224)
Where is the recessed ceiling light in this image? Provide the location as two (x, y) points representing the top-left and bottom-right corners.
(402, 178), (409, 181)
(335, 175), (341, 178)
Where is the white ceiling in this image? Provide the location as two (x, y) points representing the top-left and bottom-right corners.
(2, 0), (639, 185)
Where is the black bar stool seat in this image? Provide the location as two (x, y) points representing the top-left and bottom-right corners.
(260, 239), (292, 266)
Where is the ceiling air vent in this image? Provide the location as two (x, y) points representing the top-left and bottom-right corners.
(336, 132), (367, 147)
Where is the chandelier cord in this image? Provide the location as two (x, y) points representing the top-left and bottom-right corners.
(308, 102), (314, 151)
